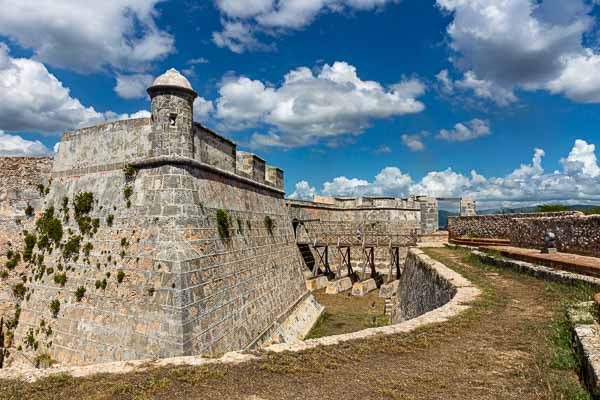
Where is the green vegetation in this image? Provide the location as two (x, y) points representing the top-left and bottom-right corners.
(23, 233), (37, 261)
(106, 214), (114, 227)
(62, 236), (81, 261)
(95, 279), (107, 290)
(24, 203), (34, 217)
(12, 283), (26, 300)
(123, 186), (133, 208)
(264, 216), (274, 235)
(123, 164), (138, 180)
(75, 286), (86, 302)
(53, 273), (67, 287)
(34, 353), (57, 369)
(537, 204), (570, 213)
(73, 192), (94, 217)
(5, 251), (20, 270)
(117, 271), (125, 283)
(83, 242), (93, 257)
(216, 209), (230, 240)
(582, 206), (600, 215)
(35, 207), (63, 251)
(49, 299), (60, 318)
(25, 328), (37, 350)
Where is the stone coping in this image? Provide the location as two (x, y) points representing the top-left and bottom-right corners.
(286, 199), (420, 212)
(569, 302), (600, 398)
(52, 155), (284, 195)
(0, 248), (480, 382)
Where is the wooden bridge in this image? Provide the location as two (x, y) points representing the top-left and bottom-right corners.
(292, 218), (418, 284)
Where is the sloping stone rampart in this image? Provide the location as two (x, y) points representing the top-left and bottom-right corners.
(448, 212), (600, 257)
(392, 248), (464, 322)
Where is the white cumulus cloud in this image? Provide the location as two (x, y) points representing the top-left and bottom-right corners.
(213, 0), (400, 53)
(294, 139), (600, 208)
(436, 0), (600, 104)
(115, 74), (155, 99)
(0, 43), (150, 135)
(437, 119), (491, 142)
(0, 130), (52, 156)
(0, 0), (174, 72)
(216, 61), (426, 147)
(288, 180), (317, 200)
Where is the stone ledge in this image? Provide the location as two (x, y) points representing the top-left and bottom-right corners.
(0, 249), (480, 383)
(569, 302), (600, 399)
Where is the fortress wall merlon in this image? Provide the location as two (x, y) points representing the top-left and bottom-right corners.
(193, 123), (236, 173)
(236, 151), (267, 184)
(265, 166), (284, 190)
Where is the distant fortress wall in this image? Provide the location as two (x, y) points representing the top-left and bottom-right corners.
(4, 69), (319, 366)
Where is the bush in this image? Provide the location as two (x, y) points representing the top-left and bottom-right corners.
(34, 353), (56, 369)
(75, 286), (86, 302)
(73, 192), (94, 216)
(54, 273), (67, 287)
(49, 299), (60, 318)
(23, 233), (37, 261)
(264, 216), (274, 235)
(537, 204), (570, 213)
(62, 236), (81, 261)
(123, 186), (133, 208)
(83, 242), (93, 257)
(117, 270), (125, 283)
(25, 203), (34, 217)
(13, 283), (26, 300)
(216, 209), (230, 240)
(36, 207), (63, 249)
(123, 164), (138, 180)
(106, 214), (114, 227)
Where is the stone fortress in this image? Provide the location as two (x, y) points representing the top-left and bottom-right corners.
(0, 68), (479, 367)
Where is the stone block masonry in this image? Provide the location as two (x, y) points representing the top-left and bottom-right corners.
(2, 69), (318, 366)
(448, 211), (600, 257)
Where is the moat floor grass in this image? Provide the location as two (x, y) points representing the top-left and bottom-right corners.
(0, 246), (594, 400)
(307, 288), (389, 339)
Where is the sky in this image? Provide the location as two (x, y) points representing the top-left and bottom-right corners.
(1, 0), (600, 209)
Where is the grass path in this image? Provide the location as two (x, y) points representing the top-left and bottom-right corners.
(0, 247), (594, 400)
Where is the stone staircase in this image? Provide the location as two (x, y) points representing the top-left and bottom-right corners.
(297, 243), (317, 273)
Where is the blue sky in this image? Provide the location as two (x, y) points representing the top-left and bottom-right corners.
(1, 0), (600, 208)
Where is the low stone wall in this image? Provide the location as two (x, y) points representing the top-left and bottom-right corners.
(448, 212), (600, 257)
(391, 248), (470, 323)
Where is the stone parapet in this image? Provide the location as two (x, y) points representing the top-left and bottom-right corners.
(448, 212), (599, 257)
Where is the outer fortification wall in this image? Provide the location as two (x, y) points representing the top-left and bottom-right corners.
(391, 248), (457, 323)
(448, 211), (600, 257)
(3, 69), (317, 366)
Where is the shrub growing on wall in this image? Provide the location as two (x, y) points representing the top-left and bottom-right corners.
(264, 216), (274, 235)
(216, 209), (230, 240)
(49, 299), (60, 318)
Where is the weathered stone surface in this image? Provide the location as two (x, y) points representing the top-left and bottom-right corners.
(378, 280), (399, 298)
(325, 277), (353, 294)
(448, 211), (600, 257)
(391, 248), (466, 323)
(569, 302), (600, 398)
(306, 276), (328, 291)
(1, 249), (481, 382)
(351, 278), (377, 296)
(1, 69), (318, 367)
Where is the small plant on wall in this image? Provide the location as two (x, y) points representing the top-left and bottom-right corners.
(264, 216), (274, 235)
(216, 209), (230, 240)
(49, 299), (60, 318)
